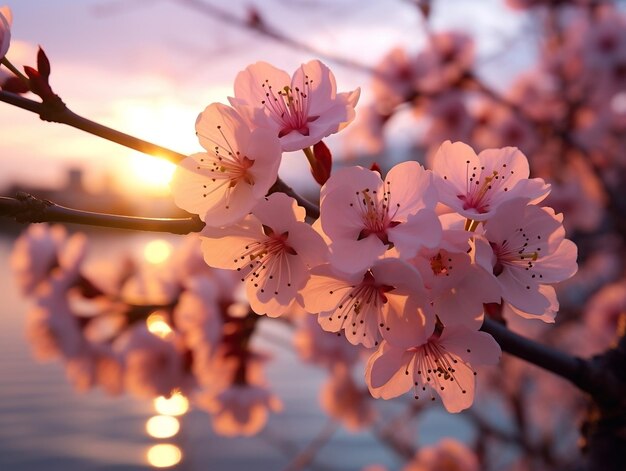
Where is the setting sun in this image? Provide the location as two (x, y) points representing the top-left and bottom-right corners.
(128, 153), (176, 195)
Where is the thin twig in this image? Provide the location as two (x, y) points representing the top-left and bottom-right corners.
(0, 193), (204, 234)
(0, 90), (187, 163)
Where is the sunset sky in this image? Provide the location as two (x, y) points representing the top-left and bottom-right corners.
(0, 0), (529, 197)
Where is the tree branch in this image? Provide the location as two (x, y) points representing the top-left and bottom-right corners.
(0, 193), (204, 234)
(0, 90), (187, 164)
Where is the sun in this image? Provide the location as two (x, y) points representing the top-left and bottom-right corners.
(128, 152), (176, 195)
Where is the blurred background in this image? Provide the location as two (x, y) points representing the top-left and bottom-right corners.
(2, 0), (626, 470)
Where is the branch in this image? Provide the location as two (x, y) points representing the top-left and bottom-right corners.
(0, 90), (187, 164)
(0, 193), (204, 234)
(174, 0), (376, 75)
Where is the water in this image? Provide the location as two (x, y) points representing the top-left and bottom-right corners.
(0, 231), (415, 471)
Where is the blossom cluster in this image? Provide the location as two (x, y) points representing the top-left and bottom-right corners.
(169, 61), (578, 414)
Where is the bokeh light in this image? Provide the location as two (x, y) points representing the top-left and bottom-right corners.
(143, 239), (173, 264)
(146, 312), (173, 339)
(154, 392), (189, 417)
(129, 153), (176, 195)
(146, 415), (180, 439)
(146, 444), (182, 468)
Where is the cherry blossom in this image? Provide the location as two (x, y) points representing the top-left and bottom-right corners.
(170, 103), (282, 227)
(114, 324), (185, 399)
(300, 258), (433, 348)
(11, 224), (87, 294)
(25, 275), (86, 361)
(366, 324), (501, 413)
(197, 383), (282, 437)
(409, 220), (501, 328)
(432, 141), (550, 221)
(371, 47), (417, 112)
(173, 276), (223, 352)
(320, 363), (376, 432)
(200, 193), (327, 317)
(293, 313), (360, 368)
(229, 60), (360, 151)
(476, 198), (578, 322)
(0, 6), (11, 59)
(402, 438), (479, 471)
(319, 162), (441, 273)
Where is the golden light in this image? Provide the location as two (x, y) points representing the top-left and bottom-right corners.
(146, 312), (173, 339)
(144, 239), (173, 265)
(154, 392), (189, 416)
(146, 444), (182, 468)
(146, 415), (180, 439)
(129, 153), (176, 195)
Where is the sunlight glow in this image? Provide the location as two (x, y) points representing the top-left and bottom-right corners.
(154, 392), (190, 416)
(146, 444), (182, 468)
(129, 153), (176, 195)
(144, 239), (173, 264)
(146, 415), (180, 439)
(146, 312), (173, 339)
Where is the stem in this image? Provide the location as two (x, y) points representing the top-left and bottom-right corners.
(0, 193), (204, 234)
(481, 318), (589, 391)
(0, 90), (187, 164)
(1, 57), (30, 83)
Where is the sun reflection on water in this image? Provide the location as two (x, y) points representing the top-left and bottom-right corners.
(154, 392), (189, 416)
(146, 444), (182, 468)
(146, 415), (180, 439)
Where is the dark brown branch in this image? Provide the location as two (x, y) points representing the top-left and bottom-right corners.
(0, 90), (187, 164)
(0, 193), (204, 234)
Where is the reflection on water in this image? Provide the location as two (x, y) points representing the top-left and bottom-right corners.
(143, 239), (173, 265)
(146, 415), (180, 439)
(146, 444), (182, 468)
(154, 392), (190, 417)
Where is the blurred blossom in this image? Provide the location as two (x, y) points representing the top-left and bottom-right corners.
(413, 32), (474, 95)
(583, 281), (626, 353)
(197, 383), (282, 437)
(402, 438), (478, 471)
(293, 314), (360, 368)
(11, 224), (86, 295)
(320, 363), (376, 432)
(371, 47), (417, 112)
(0, 5), (11, 60)
(115, 324), (185, 399)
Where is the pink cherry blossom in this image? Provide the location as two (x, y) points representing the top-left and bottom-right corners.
(413, 32), (475, 94)
(409, 222), (501, 328)
(293, 314), (361, 368)
(64, 345), (124, 396)
(366, 325), (501, 413)
(300, 259), (433, 349)
(371, 47), (417, 111)
(197, 383), (282, 437)
(229, 60), (360, 151)
(170, 103), (282, 227)
(25, 275), (86, 362)
(115, 324), (185, 399)
(11, 224), (86, 294)
(403, 438), (479, 471)
(319, 162), (441, 273)
(200, 193), (327, 317)
(173, 276), (223, 351)
(320, 363), (376, 432)
(477, 198), (578, 322)
(432, 141), (550, 221)
(0, 6), (11, 60)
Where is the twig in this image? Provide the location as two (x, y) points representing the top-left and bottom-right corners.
(0, 90), (187, 164)
(0, 193), (204, 234)
(281, 420), (339, 471)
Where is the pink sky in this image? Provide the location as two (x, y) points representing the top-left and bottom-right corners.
(0, 0), (528, 195)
